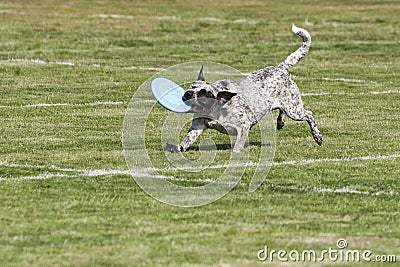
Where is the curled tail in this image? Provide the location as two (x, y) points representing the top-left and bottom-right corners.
(278, 24), (311, 70)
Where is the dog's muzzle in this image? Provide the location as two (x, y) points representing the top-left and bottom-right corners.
(182, 91), (194, 101)
(182, 91), (198, 113)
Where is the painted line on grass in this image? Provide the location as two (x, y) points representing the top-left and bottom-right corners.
(0, 163), (223, 184)
(1, 153), (399, 178)
(271, 185), (398, 196)
(134, 89), (400, 103)
(122, 66), (166, 71)
(2, 168), (396, 196)
(1, 154), (399, 174)
(0, 160), (191, 182)
(0, 101), (124, 109)
(2, 88), (398, 109)
(3, 59), (396, 87)
(1, 169), (397, 196)
(0, 173), (74, 181)
(152, 153), (400, 172)
(4, 58), (76, 66)
(92, 14), (259, 24)
(1, 155), (398, 196)
(92, 14), (134, 19)
(2, 91), (398, 109)
(292, 76), (376, 83)
(1, 58), (167, 72)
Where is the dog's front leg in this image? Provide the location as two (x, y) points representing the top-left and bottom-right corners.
(233, 125), (250, 153)
(165, 119), (206, 153)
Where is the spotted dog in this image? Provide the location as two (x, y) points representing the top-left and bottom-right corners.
(165, 25), (323, 153)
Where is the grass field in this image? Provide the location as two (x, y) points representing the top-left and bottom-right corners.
(0, 0), (399, 266)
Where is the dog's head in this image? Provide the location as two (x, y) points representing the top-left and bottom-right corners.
(182, 65), (238, 113)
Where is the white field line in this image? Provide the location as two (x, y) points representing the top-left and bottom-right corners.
(0, 173), (74, 181)
(2, 58), (167, 72)
(1, 59), (398, 108)
(0, 160), (195, 182)
(152, 154), (400, 172)
(92, 14), (134, 19)
(1, 165), (397, 196)
(1, 89), (397, 109)
(1, 167), (396, 196)
(0, 101), (124, 109)
(6, 59), (395, 87)
(301, 89), (400, 96)
(5, 58), (75, 66)
(1, 59), (394, 86)
(0, 160), (85, 173)
(134, 89), (400, 104)
(0, 163), (225, 184)
(271, 185), (398, 196)
(0, 154), (400, 182)
(320, 77), (372, 83)
(1, 155), (398, 174)
(292, 76), (376, 83)
(123, 66), (166, 71)
(92, 14), (259, 24)
(153, 16), (180, 21)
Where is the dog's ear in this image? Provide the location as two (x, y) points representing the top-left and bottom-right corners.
(197, 65), (205, 81)
(216, 91), (237, 103)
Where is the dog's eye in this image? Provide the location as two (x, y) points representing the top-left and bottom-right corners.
(199, 89), (214, 99)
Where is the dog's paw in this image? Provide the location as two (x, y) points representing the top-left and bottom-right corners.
(232, 145), (244, 153)
(314, 134), (323, 146)
(165, 143), (181, 153)
(277, 121), (285, 130)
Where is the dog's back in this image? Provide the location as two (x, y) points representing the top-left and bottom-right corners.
(238, 25), (312, 119)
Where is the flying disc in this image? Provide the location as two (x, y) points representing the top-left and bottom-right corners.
(150, 78), (192, 113)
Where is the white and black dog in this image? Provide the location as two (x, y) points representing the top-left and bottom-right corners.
(165, 25), (323, 153)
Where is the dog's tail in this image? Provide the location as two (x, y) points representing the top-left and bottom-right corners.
(278, 24), (311, 70)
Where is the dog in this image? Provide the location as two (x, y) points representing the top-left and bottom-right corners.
(165, 24), (323, 153)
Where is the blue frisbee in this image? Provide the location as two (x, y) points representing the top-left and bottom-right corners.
(150, 78), (192, 113)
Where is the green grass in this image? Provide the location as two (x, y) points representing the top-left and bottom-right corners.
(0, 0), (399, 266)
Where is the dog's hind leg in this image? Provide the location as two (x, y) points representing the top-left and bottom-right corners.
(281, 97), (323, 145)
(302, 110), (322, 146)
(285, 107), (322, 145)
